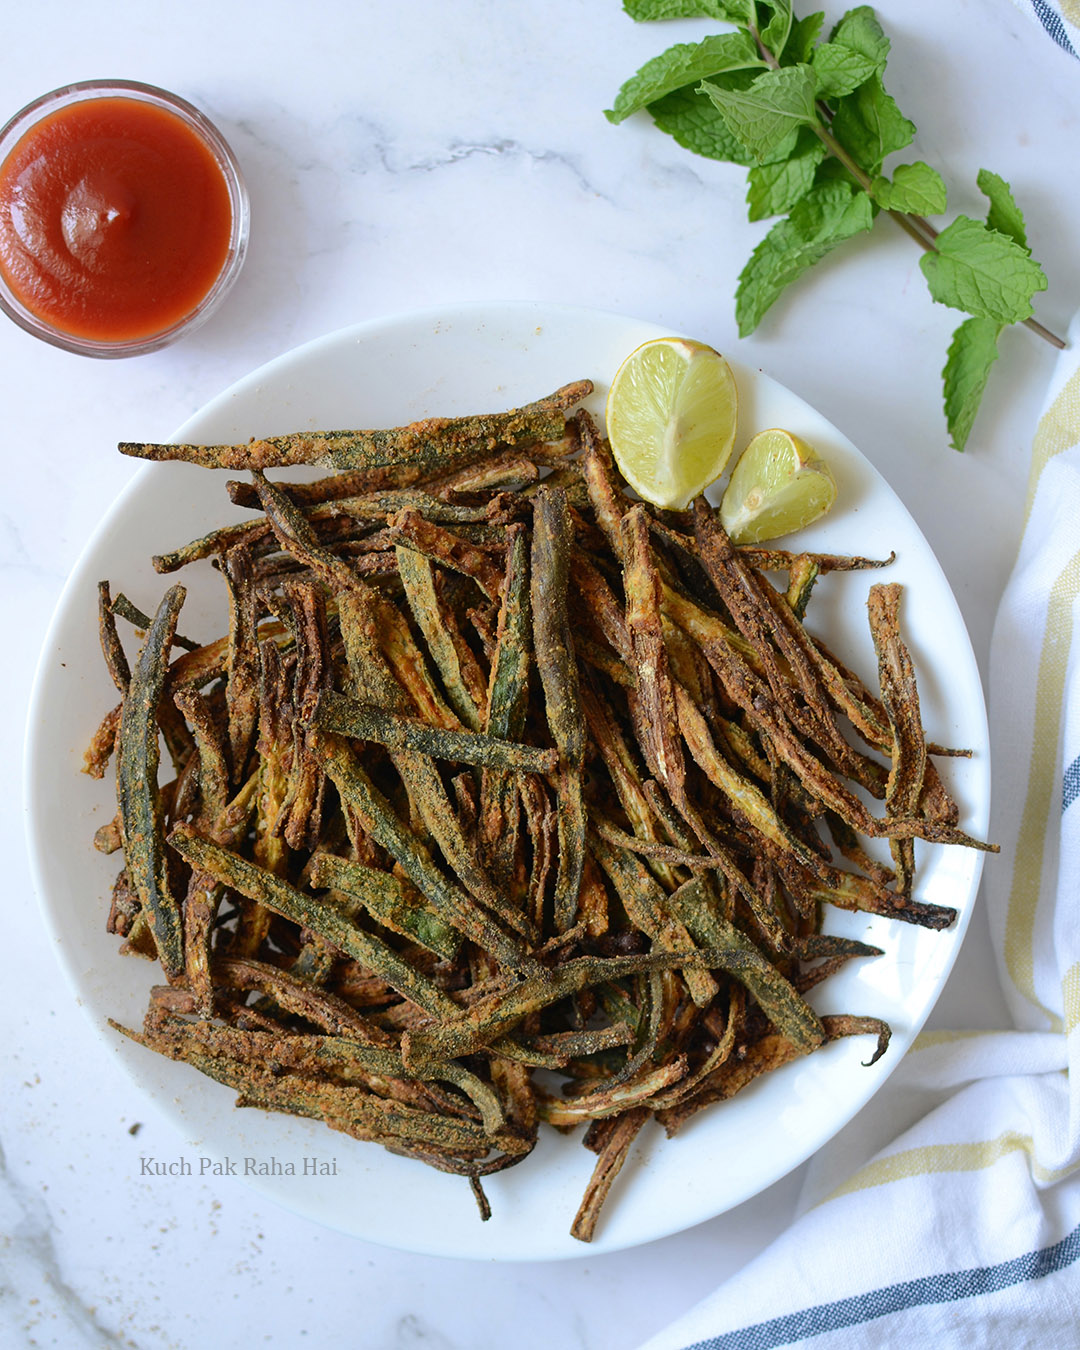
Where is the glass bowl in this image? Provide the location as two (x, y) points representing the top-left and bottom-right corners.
(0, 79), (249, 358)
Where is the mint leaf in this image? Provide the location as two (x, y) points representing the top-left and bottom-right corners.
(736, 181), (874, 334)
(942, 316), (1002, 451)
(814, 156), (861, 189)
(649, 80), (757, 164)
(830, 5), (890, 67)
(870, 161), (946, 215)
(783, 11), (825, 65)
(606, 32), (764, 124)
(747, 127), (825, 220)
(623, 0), (732, 17)
(830, 75), (914, 173)
(700, 63), (818, 163)
(758, 0), (794, 58)
(811, 41), (880, 97)
(815, 6), (888, 95)
(709, 0), (758, 25)
(920, 215), (1048, 323)
(976, 169), (1028, 249)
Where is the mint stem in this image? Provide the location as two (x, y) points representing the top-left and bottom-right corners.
(750, 27), (1065, 351)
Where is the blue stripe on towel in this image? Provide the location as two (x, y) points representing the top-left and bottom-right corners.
(1031, 0), (1078, 55)
(680, 1221), (1080, 1350)
(1065, 754), (1080, 813)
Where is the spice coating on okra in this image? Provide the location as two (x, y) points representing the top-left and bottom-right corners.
(90, 379), (994, 1240)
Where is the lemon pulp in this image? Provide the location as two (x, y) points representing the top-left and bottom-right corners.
(720, 428), (837, 544)
(605, 337), (738, 510)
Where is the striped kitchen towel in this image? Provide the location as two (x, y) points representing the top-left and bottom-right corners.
(1012, 0), (1080, 56)
(636, 321), (1080, 1350)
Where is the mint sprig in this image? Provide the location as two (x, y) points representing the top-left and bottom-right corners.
(606, 2), (1062, 450)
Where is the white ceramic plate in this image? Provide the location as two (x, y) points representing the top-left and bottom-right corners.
(25, 301), (990, 1260)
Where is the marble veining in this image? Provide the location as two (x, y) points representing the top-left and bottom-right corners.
(0, 1142), (126, 1349)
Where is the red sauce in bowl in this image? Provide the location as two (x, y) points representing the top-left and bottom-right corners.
(0, 83), (246, 354)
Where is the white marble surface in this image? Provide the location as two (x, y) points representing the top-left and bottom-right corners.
(4, 2), (1079, 1347)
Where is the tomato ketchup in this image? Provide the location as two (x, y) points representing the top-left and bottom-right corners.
(0, 82), (247, 354)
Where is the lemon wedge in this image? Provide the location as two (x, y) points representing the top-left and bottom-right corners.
(605, 337), (738, 510)
(720, 428), (837, 544)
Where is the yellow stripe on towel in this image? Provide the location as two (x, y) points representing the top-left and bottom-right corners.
(1026, 363), (1080, 520)
(1063, 962), (1080, 1035)
(826, 1131), (1076, 1201)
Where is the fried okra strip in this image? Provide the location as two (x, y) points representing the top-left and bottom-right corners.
(483, 523), (531, 742)
(666, 876), (824, 1053)
(590, 815), (728, 870)
(280, 579), (332, 850)
(108, 593), (200, 651)
(97, 581), (131, 693)
(673, 681), (823, 877)
(392, 751), (535, 943)
(867, 583), (928, 898)
(389, 510), (505, 603)
(308, 852), (461, 961)
(311, 691), (555, 774)
(395, 544), (483, 730)
(622, 506), (688, 804)
(479, 524), (531, 887)
(580, 411), (627, 555)
(168, 823), (460, 1019)
(152, 517), (272, 573)
(589, 831), (717, 1008)
(84, 704), (121, 778)
(492, 1024), (635, 1069)
(785, 555), (820, 621)
(580, 685), (680, 894)
(821, 1014), (892, 1066)
(213, 956), (393, 1043)
(737, 545), (895, 574)
(337, 587), (411, 712)
(796, 865), (957, 929)
(120, 381), (593, 470)
(540, 1062), (687, 1128)
(654, 1013), (889, 1136)
(251, 470), (366, 593)
(401, 949), (727, 1071)
(365, 585), (459, 729)
(335, 588), (530, 939)
(427, 455), (540, 494)
(325, 489), (519, 526)
(312, 731), (540, 975)
(227, 468), (408, 510)
(116, 584), (187, 979)
(100, 584), (196, 778)
(794, 943), (884, 995)
(146, 1014), (506, 1135)
(172, 686), (230, 831)
(116, 1019), (523, 1158)
(531, 488), (585, 766)
(531, 487), (586, 930)
(220, 545), (260, 782)
(692, 502), (885, 795)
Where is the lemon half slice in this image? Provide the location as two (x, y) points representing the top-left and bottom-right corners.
(605, 337), (738, 510)
(720, 428), (837, 544)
